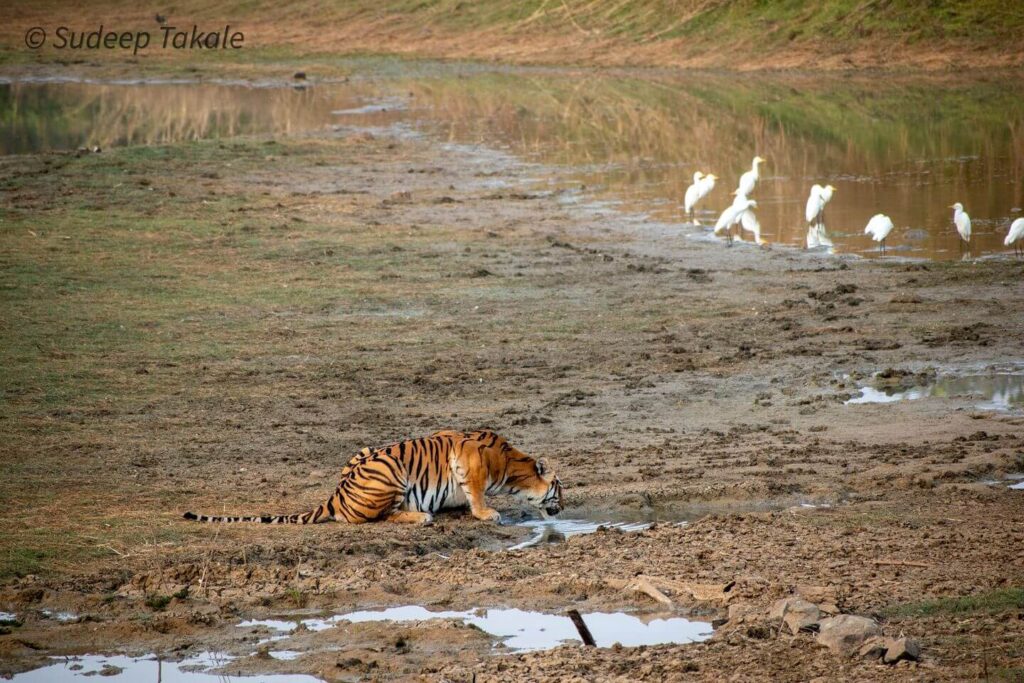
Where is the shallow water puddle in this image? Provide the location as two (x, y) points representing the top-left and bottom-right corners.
(241, 606), (711, 652)
(12, 652), (322, 682)
(846, 372), (1024, 410)
(509, 519), (655, 550)
(983, 474), (1024, 490)
(508, 497), (834, 550)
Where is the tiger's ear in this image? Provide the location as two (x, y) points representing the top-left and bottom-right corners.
(535, 458), (549, 476)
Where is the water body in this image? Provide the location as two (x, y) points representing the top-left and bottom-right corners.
(508, 496), (836, 549)
(240, 606), (713, 652)
(3, 64), (1023, 259)
(846, 372), (1024, 410)
(11, 652), (323, 682)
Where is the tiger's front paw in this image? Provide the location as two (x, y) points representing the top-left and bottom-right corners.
(473, 507), (501, 523)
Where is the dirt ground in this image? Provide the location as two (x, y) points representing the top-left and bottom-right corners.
(1, 95), (1023, 681)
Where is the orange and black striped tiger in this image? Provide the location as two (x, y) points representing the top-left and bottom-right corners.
(183, 430), (562, 526)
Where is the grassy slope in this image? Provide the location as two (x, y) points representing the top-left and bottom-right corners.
(2, 0), (1024, 71)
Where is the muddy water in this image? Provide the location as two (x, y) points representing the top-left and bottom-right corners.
(241, 606), (713, 652)
(13, 652), (323, 682)
(508, 497), (837, 549)
(846, 371), (1024, 411)
(4, 66), (1023, 259)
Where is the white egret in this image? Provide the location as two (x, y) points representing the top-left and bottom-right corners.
(951, 202), (971, 252)
(864, 213), (894, 254)
(1006, 217), (1024, 257)
(683, 172), (704, 215)
(684, 172), (717, 221)
(715, 197), (758, 245)
(736, 156), (765, 197)
(804, 184), (836, 227)
(698, 173), (716, 200)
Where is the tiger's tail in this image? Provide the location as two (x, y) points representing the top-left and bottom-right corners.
(182, 498), (335, 524)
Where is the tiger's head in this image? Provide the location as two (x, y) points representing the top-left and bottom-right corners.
(525, 457), (564, 518)
(474, 431), (563, 517)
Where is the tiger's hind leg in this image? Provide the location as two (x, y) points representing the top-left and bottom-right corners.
(385, 510), (434, 525)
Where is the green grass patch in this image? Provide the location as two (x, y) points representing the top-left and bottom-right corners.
(883, 588), (1024, 618)
(1, 547), (46, 580)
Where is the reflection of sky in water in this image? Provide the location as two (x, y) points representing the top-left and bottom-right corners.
(12, 652), (322, 682)
(4, 68), (1024, 259)
(846, 374), (1024, 410)
(242, 606), (711, 652)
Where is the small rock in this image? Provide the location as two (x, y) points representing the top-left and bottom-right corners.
(784, 602), (820, 635)
(817, 615), (882, 657)
(778, 602), (819, 634)
(883, 637), (921, 664)
(858, 636), (887, 660)
(770, 597), (820, 633)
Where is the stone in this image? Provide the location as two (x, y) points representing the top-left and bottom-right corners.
(783, 600), (821, 634)
(818, 602), (840, 615)
(769, 597), (820, 634)
(883, 637), (922, 664)
(857, 636), (888, 660)
(817, 615), (882, 657)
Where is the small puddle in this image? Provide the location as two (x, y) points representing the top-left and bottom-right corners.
(509, 519), (655, 550)
(240, 606), (711, 652)
(508, 497), (834, 550)
(40, 609), (78, 622)
(12, 652), (323, 682)
(982, 473), (1024, 490)
(845, 372), (1024, 411)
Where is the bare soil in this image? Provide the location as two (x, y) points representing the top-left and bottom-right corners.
(1, 112), (1023, 681)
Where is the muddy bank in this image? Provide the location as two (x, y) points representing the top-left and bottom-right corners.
(1, 104), (1023, 680)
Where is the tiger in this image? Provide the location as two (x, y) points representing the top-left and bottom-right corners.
(183, 429), (563, 526)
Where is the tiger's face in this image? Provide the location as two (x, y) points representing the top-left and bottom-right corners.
(490, 436), (563, 517)
(529, 459), (564, 518)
